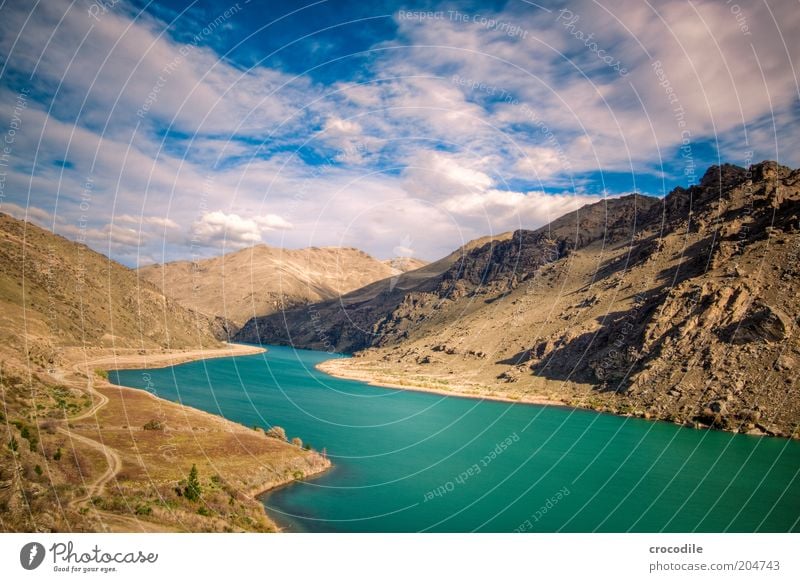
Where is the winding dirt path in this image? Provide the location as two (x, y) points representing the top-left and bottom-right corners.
(56, 426), (121, 505)
(50, 343), (265, 527)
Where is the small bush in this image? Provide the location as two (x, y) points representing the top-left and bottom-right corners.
(135, 504), (152, 516)
(264, 426), (287, 441)
(8, 436), (18, 452)
(53, 447), (62, 461)
(143, 419), (164, 431)
(290, 437), (303, 448)
(197, 506), (212, 517)
(34, 464), (43, 476)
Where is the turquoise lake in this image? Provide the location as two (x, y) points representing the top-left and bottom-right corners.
(110, 345), (800, 532)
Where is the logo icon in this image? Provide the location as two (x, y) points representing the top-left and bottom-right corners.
(20, 542), (45, 570)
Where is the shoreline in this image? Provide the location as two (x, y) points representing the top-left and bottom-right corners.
(61, 342), (332, 532)
(257, 464), (336, 533)
(315, 358), (795, 440)
(315, 358), (570, 408)
(77, 341), (267, 372)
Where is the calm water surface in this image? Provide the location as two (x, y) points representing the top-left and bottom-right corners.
(110, 345), (800, 532)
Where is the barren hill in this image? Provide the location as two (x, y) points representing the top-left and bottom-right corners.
(238, 161), (800, 438)
(383, 257), (428, 273)
(0, 213), (222, 363)
(139, 245), (413, 329)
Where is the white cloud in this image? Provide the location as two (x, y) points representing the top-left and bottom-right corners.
(323, 117), (362, 136)
(115, 215), (180, 229)
(254, 214), (293, 230)
(442, 188), (604, 228)
(0, 202), (53, 224)
(403, 150), (495, 199)
(190, 211), (292, 249)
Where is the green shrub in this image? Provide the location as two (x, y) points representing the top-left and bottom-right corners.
(143, 419), (164, 431)
(184, 464), (202, 502)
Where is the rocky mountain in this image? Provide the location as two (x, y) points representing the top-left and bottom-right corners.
(237, 161), (800, 438)
(235, 194), (658, 352)
(139, 245), (416, 331)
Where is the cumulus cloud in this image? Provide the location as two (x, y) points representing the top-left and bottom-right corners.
(442, 189), (605, 229)
(403, 151), (495, 199)
(190, 211), (292, 249)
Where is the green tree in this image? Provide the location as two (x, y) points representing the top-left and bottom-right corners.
(184, 464), (202, 502)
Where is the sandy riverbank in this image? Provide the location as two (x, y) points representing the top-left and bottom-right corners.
(316, 358), (567, 407)
(64, 342), (266, 373)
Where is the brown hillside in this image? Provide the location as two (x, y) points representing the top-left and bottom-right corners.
(139, 245), (405, 329)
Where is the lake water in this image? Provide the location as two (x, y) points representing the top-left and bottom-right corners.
(110, 345), (800, 532)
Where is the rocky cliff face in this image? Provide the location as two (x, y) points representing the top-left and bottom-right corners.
(236, 194), (659, 352)
(238, 161), (800, 437)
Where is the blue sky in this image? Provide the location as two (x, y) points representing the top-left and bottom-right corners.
(1, 0), (798, 265)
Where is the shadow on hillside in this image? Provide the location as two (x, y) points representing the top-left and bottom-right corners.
(524, 300), (662, 391)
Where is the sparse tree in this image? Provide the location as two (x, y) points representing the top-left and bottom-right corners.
(291, 437), (303, 448)
(184, 464), (202, 502)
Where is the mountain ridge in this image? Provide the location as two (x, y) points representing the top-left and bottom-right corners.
(236, 161), (800, 438)
(139, 243), (425, 331)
